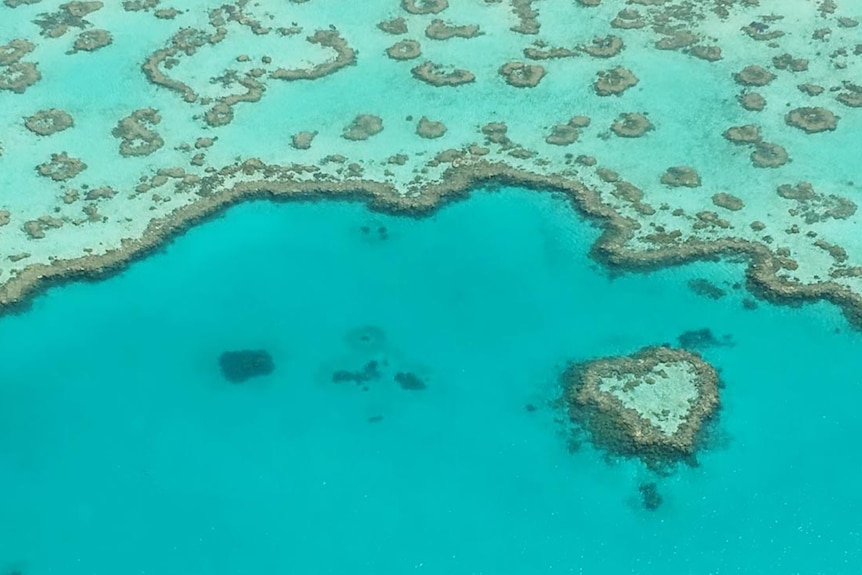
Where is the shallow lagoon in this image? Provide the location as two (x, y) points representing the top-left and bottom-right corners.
(1, 188), (860, 574)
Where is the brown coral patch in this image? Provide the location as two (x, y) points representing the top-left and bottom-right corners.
(71, 28), (112, 53)
(772, 53), (808, 72)
(401, 0), (447, 15)
(24, 109), (74, 136)
(386, 39), (421, 61)
(712, 193), (744, 211)
(0, 39), (35, 66)
(594, 66), (638, 96)
(343, 115), (383, 141)
(416, 117), (447, 139)
(411, 61), (474, 86)
(687, 45), (722, 61)
(270, 30), (356, 81)
(425, 19), (480, 40)
(661, 166), (701, 187)
(611, 8), (645, 29)
(291, 131), (316, 150)
(836, 83), (862, 108)
(34, 1), (103, 38)
(581, 35), (624, 58)
(722, 124), (761, 144)
(36, 152), (87, 181)
(564, 346), (719, 466)
(378, 18), (408, 35)
(785, 107), (837, 133)
(611, 113), (653, 138)
(738, 92), (766, 111)
(112, 108), (164, 157)
(0, 61), (41, 93)
(498, 61), (545, 88)
(733, 65), (775, 87)
(751, 142), (789, 168)
(545, 121), (581, 146)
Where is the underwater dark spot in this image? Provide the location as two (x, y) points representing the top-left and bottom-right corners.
(677, 328), (733, 349)
(367, 415), (384, 423)
(360, 225), (371, 234)
(377, 226), (388, 239)
(331, 360), (381, 384)
(218, 350), (274, 383)
(345, 325), (386, 352)
(525, 403), (537, 412)
(638, 482), (663, 511)
(687, 278), (726, 299)
(395, 371), (426, 390)
(742, 298), (758, 310)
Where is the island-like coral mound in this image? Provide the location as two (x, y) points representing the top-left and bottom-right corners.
(219, 349), (274, 383)
(594, 66), (638, 96)
(498, 61), (545, 88)
(661, 166), (701, 187)
(25, 109), (74, 136)
(401, 0), (447, 15)
(785, 107), (838, 133)
(343, 114), (383, 141)
(564, 346), (719, 465)
(411, 61), (474, 86)
(733, 65), (776, 87)
(416, 116), (447, 139)
(386, 39), (421, 61)
(611, 113), (653, 137)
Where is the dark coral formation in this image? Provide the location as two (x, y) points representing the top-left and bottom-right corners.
(416, 117), (447, 139)
(332, 360), (380, 385)
(24, 109), (74, 136)
(564, 346), (720, 466)
(343, 115), (383, 141)
(0, 61), (41, 94)
(784, 107), (838, 133)
(112, 108), (164, 157)
(733, 65), (775, 87)
(71, 28), (112, 53)
(386, 39), (421, 61)
(401, 0), (447, 15)
(395, 371), (427, 390)
(677, 328), (732, 350)
(722, 124), (761, 144)
(750, 142), (788, 168)
(411, 61), (475, 86)
(35, 152), (87, 181)
(218, 349), (274, 383)
(498, 61), (545, 88)
(378, 17), (408, 35)
(425, 19), (480, 40)
(0, 39), (35, 66)
(581, 35), (624, 58)
(712, 192), (744, 211)
(777, 182), (857, 224)
(738, 92), (766, 111)
(291, 131), (316, 150)
(34, 1), (103, 38)
(639, 482), (663, 511)
(611, 113), (653, 138)
(594, 67), (638, 96)
(688, 278), (726, 299)
(661, 166), (701, 187)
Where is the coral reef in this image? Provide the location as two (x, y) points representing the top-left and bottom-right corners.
(218, 350), (274, 383)
(24, 109), (74, 136)
(498, 61), (545, 88)
(343, 115), (383, 141)
(565, 346), (720, 465)
(112, 108), (164, 157)
(594, 67), (638, 96)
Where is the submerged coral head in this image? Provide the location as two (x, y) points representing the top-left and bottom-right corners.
(218, 349), (275, 383)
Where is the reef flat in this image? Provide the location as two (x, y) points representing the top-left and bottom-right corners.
(0, 0), (861, 322)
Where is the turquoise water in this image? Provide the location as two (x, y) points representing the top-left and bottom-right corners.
(1, 187), (860, 574)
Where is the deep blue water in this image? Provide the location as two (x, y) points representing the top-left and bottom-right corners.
(1, 187), (860, 574)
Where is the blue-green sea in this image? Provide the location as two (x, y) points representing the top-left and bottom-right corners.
(1, 188), (860, 574)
